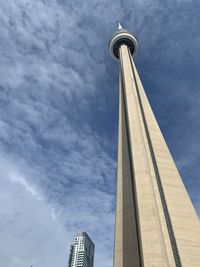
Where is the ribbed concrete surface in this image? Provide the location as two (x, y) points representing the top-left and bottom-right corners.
(113, 44), (200, 267)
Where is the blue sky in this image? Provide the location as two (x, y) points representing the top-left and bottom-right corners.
(0, 0), (200, 266)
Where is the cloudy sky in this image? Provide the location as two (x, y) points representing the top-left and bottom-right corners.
(0, 0), (200, 266)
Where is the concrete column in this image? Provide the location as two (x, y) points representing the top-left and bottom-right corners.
(113, 44), (200, 267)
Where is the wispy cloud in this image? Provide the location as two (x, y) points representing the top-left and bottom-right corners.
(0, 154), (67, 267)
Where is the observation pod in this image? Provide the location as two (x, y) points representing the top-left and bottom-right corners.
(109, 24), (138, 61)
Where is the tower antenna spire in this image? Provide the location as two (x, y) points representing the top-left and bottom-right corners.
(118, 23), (123, 29)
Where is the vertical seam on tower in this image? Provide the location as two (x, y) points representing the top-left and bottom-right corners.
(113, 77), (122, 267)
(128, 49), (182, 267)
(119, 47), (144, 267)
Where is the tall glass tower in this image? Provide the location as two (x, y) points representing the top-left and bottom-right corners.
(109, 25), (200, 267)
(68, 232), (95, 267)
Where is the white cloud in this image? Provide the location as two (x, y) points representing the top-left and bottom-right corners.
(0, 155), (67, 267)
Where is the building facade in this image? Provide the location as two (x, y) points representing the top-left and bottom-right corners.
(109, 25), (200, 266)
(68, 232), (95, 267)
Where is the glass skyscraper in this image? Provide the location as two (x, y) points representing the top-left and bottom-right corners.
(68, 232), (95, 267)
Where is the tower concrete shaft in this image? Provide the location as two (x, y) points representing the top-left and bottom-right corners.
(110, 28), (200, 267)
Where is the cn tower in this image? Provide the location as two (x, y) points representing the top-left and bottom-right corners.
(109, 24), (200, 267)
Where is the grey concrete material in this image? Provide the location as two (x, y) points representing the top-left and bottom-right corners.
(112, 35), (200, 266)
